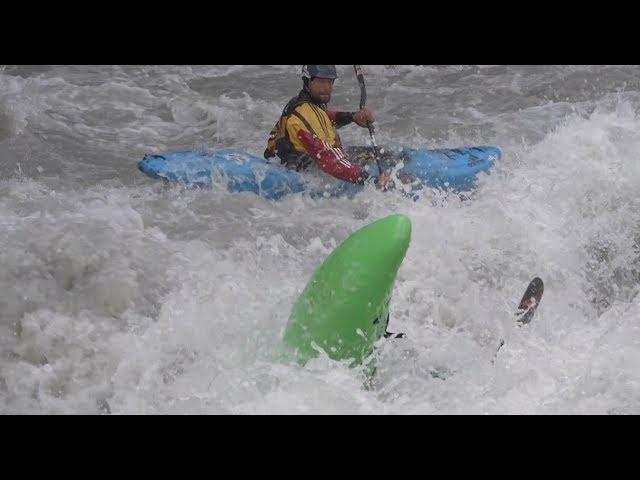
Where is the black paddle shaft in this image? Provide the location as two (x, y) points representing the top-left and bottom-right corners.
(353, 65), (383, 175)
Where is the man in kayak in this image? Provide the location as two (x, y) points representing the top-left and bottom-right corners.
(264, 65), (391, 188)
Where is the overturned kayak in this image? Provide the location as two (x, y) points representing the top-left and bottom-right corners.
(282, 214), (412, 367)
(138, 146), (500, 200)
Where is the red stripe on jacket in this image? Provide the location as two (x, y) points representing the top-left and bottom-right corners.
(297, 130), (365, 184)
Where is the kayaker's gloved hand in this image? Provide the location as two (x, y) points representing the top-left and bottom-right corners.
(353, 108), (375, 128)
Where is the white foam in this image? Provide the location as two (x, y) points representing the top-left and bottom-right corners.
(2, 66), (640, 414)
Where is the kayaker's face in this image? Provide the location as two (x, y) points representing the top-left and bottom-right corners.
(309, 77), (334, 104)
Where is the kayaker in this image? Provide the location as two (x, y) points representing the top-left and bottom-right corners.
(264, 65), (390, 188)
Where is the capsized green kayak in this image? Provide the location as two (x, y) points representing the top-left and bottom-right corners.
(283, 214), (412, 366)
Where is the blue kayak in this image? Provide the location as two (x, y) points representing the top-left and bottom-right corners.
(138, 146), (500, 200)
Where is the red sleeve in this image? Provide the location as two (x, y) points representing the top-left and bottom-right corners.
(326, 110), (337, 122)
(297, 130), (367, 184)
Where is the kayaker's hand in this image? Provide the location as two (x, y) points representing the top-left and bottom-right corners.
(374, 171), (391, 190)
(353, 108), (375, 128)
